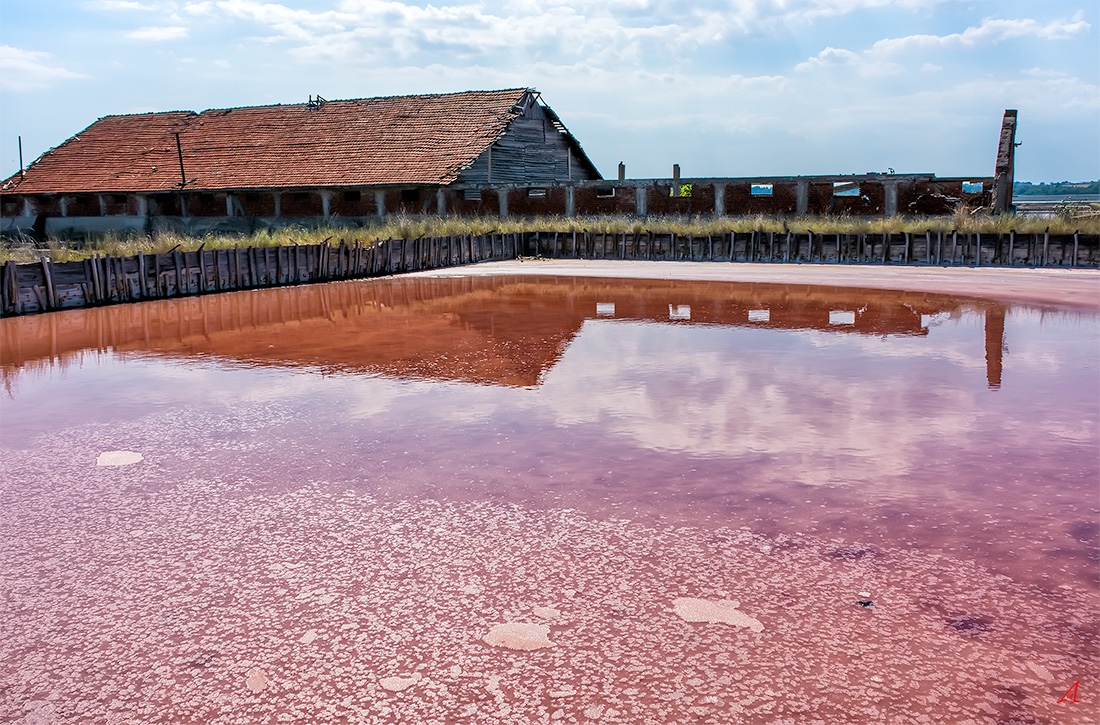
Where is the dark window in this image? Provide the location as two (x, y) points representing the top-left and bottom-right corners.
(293, 192), (310, 202)
(401, 189), (420, 203)
(595, 187), (616, 198)
(343, 190), (361, 202)
(199, 193), (215, 204)
(462, 189), (481, 201)
(245, 193), (260, 202)
(110, 194), (128, 204)
(528, 188), (547, 199)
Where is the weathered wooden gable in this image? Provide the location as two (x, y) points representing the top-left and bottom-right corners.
(456, 93), (601, 185)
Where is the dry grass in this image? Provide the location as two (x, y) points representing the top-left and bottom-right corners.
(1, 212), (1096, 263)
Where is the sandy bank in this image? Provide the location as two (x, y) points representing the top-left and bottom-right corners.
(411, 260), (1100, 310)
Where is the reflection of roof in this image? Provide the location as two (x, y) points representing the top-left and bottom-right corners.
(3, 90), (548, 194)
(1, 276), (1001, 389)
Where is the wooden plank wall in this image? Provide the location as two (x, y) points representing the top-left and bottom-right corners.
(2, 231), (1097, 317)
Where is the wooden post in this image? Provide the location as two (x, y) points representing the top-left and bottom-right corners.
(88, 254), (102, 302)
(975, 232), (982, 267)
(136, 251), (148, 298)
(1007, 231), (1014, 267)
(950, 232), (957, 266)
(6, 260), (19, 312)
(39, 258), (56, 310)
(1073, 231), (1079, 267)
(173, 251), (183, 295)
(1042, 229), (1049, 267)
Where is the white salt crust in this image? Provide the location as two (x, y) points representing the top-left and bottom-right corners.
(483, 623), (556, 650)
(672, 598), (765, 632)
(1, 426), (1097, 724)
(95, 451), (143, 467)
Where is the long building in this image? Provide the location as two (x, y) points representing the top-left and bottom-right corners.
(0, 88), (993, 235)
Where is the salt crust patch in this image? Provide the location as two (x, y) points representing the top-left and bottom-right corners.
(245, 668), (268, 693)
(672, 597), (765, 632)
(2, 435), (1097, 725)
(95, 451), (143, 467)
(380, 673), (422, 691)
(533, 606), (561, 619)
(483, 622), (556, 650)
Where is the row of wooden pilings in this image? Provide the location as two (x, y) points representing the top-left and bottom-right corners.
(2, 229), (1096, 317)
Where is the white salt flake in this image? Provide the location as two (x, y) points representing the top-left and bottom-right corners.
(299, 629), (319, 644)
(672, 598), (764, 632)
(380, 673), (421, 692)
(246, 668), (268, 693)
(1025, 661), (1053, 682)
(584, 704), (605, 719)
(533, 606), (561, 620)
(96, 451), (143, 467)
(483, 622), (556, 650)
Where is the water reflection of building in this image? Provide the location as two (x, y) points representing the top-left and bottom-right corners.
(2, 276), (1007, 389)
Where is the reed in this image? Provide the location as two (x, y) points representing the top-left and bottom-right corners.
(2, 212), (1096, 263)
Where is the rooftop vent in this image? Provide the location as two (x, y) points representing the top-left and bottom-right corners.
(307, 95), (327, 110)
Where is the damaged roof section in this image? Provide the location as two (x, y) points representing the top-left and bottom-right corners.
(4, 89), (601, 194)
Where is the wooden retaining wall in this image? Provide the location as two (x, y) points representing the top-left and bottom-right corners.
(2, 230), (1096, 317)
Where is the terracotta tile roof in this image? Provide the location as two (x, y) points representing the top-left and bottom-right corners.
(3, 89), (531, 194)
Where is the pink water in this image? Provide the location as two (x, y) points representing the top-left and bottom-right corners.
(1, 275), (1097, 723)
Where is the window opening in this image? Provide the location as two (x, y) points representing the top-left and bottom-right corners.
(833, 182), (860, 197)
(751, 184), (773, 196)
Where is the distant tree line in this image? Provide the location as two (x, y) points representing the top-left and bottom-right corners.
(1014, 181), (1100, 196)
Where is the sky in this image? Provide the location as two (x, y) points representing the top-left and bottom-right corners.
(0, 0), (1097, 183)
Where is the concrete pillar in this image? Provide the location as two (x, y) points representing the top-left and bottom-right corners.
(618, 162), (625, 182)
(374, 191), (386, 217)
(273, 193), (281, 218)
(714, 183), (726, 216)
(225, 194), (235, 217)
(884, 181), (899, 217)
(565, 186), (575, 217)
(436, 189), (446, 216)
(137, 195), (148, 217)
(59, 197), (68, 217)
(321, 191), (331, 219)
(23, 198), (33, 217)
(98, 195), (107, 216)
(498, 188), (508, 217)
(636, 186), (647, 217)
(796, 181), (809, 216)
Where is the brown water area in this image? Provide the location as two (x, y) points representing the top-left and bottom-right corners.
(1, 273), (1097, 724)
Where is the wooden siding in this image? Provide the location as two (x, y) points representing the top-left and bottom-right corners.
(456, 100), (600, 186)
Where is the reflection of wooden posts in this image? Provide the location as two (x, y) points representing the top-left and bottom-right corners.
(985, 305), (1005, 389)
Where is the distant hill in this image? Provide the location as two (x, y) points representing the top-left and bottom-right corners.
(1014, 181), (1099, 196)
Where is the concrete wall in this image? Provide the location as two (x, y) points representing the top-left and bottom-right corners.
(0, 175), (997, 237)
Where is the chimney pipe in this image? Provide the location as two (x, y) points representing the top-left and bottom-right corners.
(672, 164), (680, 184)
(175, 133), (187, 187)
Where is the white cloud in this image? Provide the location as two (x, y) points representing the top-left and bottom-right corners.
(126, 26), (191, 40)
(795, 46), (859, 72)
(870, 14), (1091, 55)
(0, 46), (85, 92)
